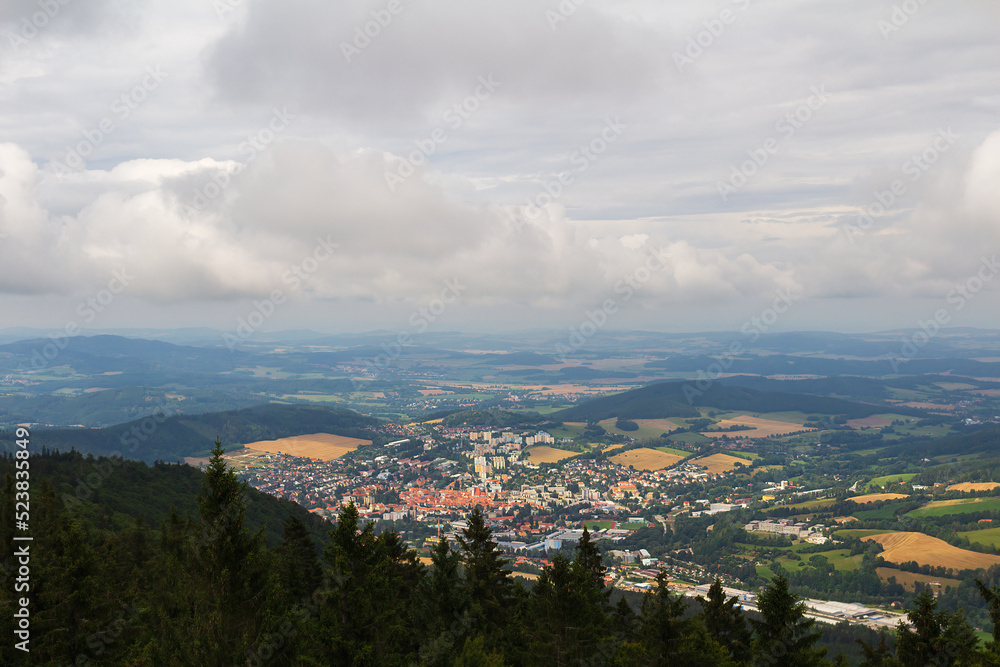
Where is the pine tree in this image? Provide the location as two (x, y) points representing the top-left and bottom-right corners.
(312, 501), (423, 665)
(698, 577), (751, 665)
(458, 507), (512, 628)
(750, 575), (827, 667)
(895, 589), (979, 667)
(190, 438), (276, 664)
(429, 535), (466, 627)
(638, 572), (732, 666)
(276, 514), (322, 604)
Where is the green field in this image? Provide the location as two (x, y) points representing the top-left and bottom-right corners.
(868, 473), (917, 489)
(775, 549), (861, 573)
(959, 527), (1000, 549)
(908, 498), (1000, 518)
(768, 498), (836, 513)
(893, 424), (956, 438)
(755, 411), (813, 424)
(756, 565), (774, 579)
(668, 432), (712, 445)
(548, 424), (585, 439)
(854, 502), (911, 520)
(582, 520), (616, 530)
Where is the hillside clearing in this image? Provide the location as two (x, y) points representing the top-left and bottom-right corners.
(949, 482), (1000, 492)
(610, 448), (684, 471)
(244, 433), (371, 460)
(525, 446), (578, 464)
(846, 493), (910, 503)
(690, 453), (752, 474)
(699, 415), (813, 439)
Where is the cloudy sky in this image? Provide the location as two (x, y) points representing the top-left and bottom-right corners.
(1, 0), (999, 340)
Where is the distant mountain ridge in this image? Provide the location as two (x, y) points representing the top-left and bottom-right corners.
(552, 381), (926, 421)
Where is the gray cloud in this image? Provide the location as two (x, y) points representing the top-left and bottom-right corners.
(1, 0), (999, 332)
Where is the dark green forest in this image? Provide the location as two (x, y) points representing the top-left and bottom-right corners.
(4, 446), (1000, 665)
(16, 403), (383, 464)
(550, 381), (920, 422)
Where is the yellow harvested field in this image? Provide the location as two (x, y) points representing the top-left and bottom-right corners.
(948, 482), (1000, 492)
(862, 532), (1000, 571)
(690, 453), (751, 474)
(526, 446), (578, 464)
(833, 516), (859, 523)
(634, 418), (682, 431)
(921, 497), (993, 509)
(847, 493), (910, 503)
(875, 568), (962, 592)
(610, 448), (684, 471)
(700, 415), (813, 439)
(244, 433), (370, 460)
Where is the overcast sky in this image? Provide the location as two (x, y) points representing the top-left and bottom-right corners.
(1, 0), (999, 340)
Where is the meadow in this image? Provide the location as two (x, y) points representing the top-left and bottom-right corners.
(907, 497), (1000, 518)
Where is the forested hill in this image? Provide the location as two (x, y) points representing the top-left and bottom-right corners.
(5, 403), (383, 463)
(552, 381), (923, 422)
(0, 449), (330, 548)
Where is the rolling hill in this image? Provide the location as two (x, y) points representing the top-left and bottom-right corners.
(552, 381), (922, 422)
(2, 403), (383, 463)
